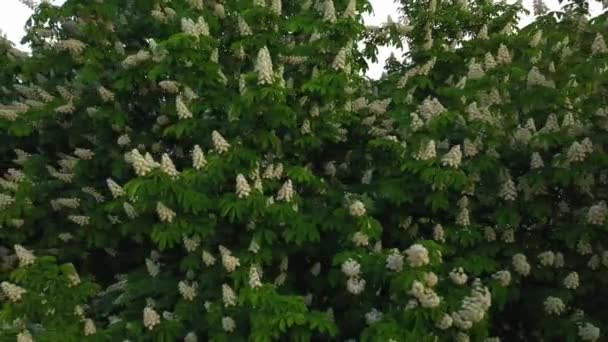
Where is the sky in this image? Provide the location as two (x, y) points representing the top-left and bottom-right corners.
(0, 0), (604, 79)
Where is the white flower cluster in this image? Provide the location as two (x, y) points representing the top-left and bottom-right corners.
(385, 249), (404, 272)
(543, 296), (566, 315)
(341, 258), (366, 295)
(156, 202), (176, 223)
(512, 253), (531, 276)
(219, 246), (240, 272)
(249, 265), (263, 288)
(415, 140), (436, 160)
(212, 131), (231, 154)
(1, 281), (26, 302)
(222, 316), (236, 333)
(176, 95), (193, 119)
(417, 97), (446, 122)
(130, 149), (159, 176)
(578, 322), (600, 341)
(161, 153), (179, 179)
(192, 145), (207, 170)
(255, 47), (274, 85)
(349, 200), (366, 217)
(587, 202), (607, 225)
(143, 307), (161, 330)
(222, 283), (237, 307)
(450, 267), (468, 285)
(451, 282), (492, 330)
(178, 281), (198, 301)
(181, 16), (209, 37)
(405, 244), (430, 267)
(409, 280), (441, 308)
(15, 244), (35, 267)
(564, 272), (579, 289)
(499, 176), (517, 201)
(441, 145), (462, 168)
(276, 180), (294, 202)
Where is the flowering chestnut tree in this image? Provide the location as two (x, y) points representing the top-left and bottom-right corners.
(1, 0), (608, 341)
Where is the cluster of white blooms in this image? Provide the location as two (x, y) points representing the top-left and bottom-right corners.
(156, 202), (176, 223)
(130, 149), (159, 176)
(512, 253), (531, 276)
(176, 95), (193, 119)
(467, 59), (485, 80)
(530, 152), (544, 169)
(567, 141), (589, 163)
(15, 245), (35, 267)
(341, 259), (361, 278)
(364, 308), (383, 325)
(415, 140), (436, 161)
(97, 86), (115, 102)
(106, 178), (125, 198)
(543, 296), (566, 315)
(499, 176), (517, 201)
(533, 0), (549, 15)
(181, 16), (209, 37)
(409, 280), (441, 308)
(493, 270), (511, 286)
(441, 145), (462, 168)
(145, 257), (160, 277)
(332, 48), (348, 70)
(577, 240), (593, 255)
(450, 267), (468, 285)
(222, 316), (236, 333)
(123, 202), (138, 219)
(255, 47), (274, 85)
(212, 131), (231, 154)
(202, 250), (216, 266)
(74, 148), (94, 160)
(178, 281), (198, 301)
(351, 231), (369, 246)
(184, 332), (198, 342)
(143, 307), (161, 330)
(55, 39), (87, 55)
(191, 145), (207, 170)
(121, 50), (150, 68)
(578, 322), (601, 341)
(222, 283), (237, 307)
(117, 133), (131, 146)
(527, 67), (554, 88)
(235, 174), (251, 198)
(349, 200), (366, 217)
(83, 318), (96, 335)
(276, 180), (294, 202)
(183, 235), (200, 252)
(592, 33), (607, 55)
(587, 202), (607, 225)
(564, 272), (579, 289)
(386, 249), (404, 272)
(160, 153), (179, 179)
(82, 187), (105, 202)
(50, 197), (80, 211)
(343, 0), (357, 19)
(322, 0), (337, 23)
(158, 80), (180, 93)
(346, 276), (366, 295)
(417, 97), (446, 122)
(1, 281), (26, 302)
(16, 330), (33, 342)
(0, 193), (15, 209)
(219, 246), (240, 272)
(405, 244), (430, 267)
(452, 282), (492, 330)
(436, 313), (453, 330)
(249, 265), (263, 288)
(538, 251), (555, 266)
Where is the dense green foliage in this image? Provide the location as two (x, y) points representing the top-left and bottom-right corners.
(1, 0), (608, 341)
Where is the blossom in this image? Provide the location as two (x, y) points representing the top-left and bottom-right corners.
(238, 16), (252, 36)
(332, 48), (347, 70)
(249, 266), (263, 288)
(449, 267), (468, 285)
(255, 47), (274, 85)
(156, 202), (176, 223)
(276, 180), (294, 202)
(441, 145), (462, 168)
(343, 0), (357, 19)
(499, 177), (517, 201)
(192, 145), (207, 169)
(386, 249), (404, 272)
(493, 270), (511, 286)
(184, 332), (198, 342)
(544, 296), (565, 315)
(436, 314), (453, 329)
(1, 281), (26, 301)
(236, 174), (251, 198)
(365, 308), (383, 325)
(221, 253), (240, 273)
(143, 307), (161, 330)
(15, 245), (35, 267)
(222, 284), (237, 307)
(341, 258), (361, 277)
(512, 253), (531, 276)
(416, 140), (436, 160)
(530, 152), (544, 169)
(405, 244), (430, 267)
(181, 16), (209, 37)
(212, 131), (230, 154)
(16, 330), (33, 342)
(578, 322), (600, 341)
(592, 33), (608, 55)
(588, 202), (607, 225)
(349, 200), (366, 217)
(222, 316), (236, 333)
(538, 251), (555, 267)
(202, 250), (216, 266)
(84, 318), (96, 335)
(564, 272), (579, 289)
(176, 280), (197, 301)
(322, 0), (337, 23)
(106, 178), (125, 198)
(346, 277), (365, 295)
(176, 96), (193, 119)
(161, 153), (179, 178)
(145, 258), (160, 277)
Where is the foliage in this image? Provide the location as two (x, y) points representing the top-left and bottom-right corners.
(1, 0), (608, 341)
